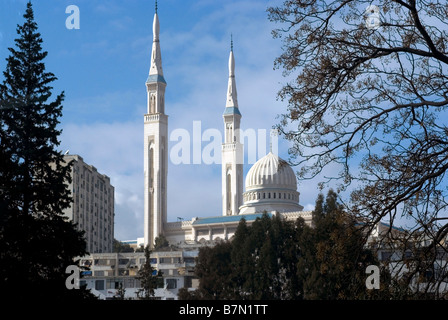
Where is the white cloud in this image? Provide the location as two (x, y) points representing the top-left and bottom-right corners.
(59, 121), (143, 240)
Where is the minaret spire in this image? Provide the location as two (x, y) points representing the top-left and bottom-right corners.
(144, 1), (168, 248)
(222, 35), (243, 216)
(225, 35), (239, 110)
(148, 3), (164, 81)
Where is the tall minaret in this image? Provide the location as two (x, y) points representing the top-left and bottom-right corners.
(222, 37), (243, 216)
(144, 2), (168, 248)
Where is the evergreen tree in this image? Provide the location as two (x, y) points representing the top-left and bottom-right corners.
(298, 190), (383, 299)
(113, 283), (126, 300)
(113, 239), (134, 253)
(0, 2), (93, 300)
(191, 214), (302, 300)
(237, 213), (299, 299)
(229, 217), (251, 299)
(193, 241), (234, 299)
(137, 246), (162, 299)
(154, 234), (169, 250)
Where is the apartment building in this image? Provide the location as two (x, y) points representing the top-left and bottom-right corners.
(62, 154), (114, 253)
(77, 248), (198, 300)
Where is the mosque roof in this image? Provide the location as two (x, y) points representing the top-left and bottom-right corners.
(245, 152), (297, 191)
(192, 213), (272, 226)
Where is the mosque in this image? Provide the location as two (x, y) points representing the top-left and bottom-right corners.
(142, 7), (312, 248)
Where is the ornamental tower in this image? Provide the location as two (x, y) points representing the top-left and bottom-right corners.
(144, 3), (168, 248)
(222, 38), (244, 216)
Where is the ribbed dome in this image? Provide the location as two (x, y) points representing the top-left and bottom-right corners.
(245, 152), (297, 191)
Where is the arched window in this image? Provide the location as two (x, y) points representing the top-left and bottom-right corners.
(161, 148), (165, 189)
(150, 94), (156, 114)
(159, 92), (164, 113)
(149, 146), (154, 188)
(226, 173), (232, 214)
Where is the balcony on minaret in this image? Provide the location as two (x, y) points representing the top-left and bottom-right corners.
(222, 143), (237, 151)
(144, 114), (161, 123)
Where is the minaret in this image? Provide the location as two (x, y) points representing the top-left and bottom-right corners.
(144, 2), (168, 248)
(222, 36), (243, 216)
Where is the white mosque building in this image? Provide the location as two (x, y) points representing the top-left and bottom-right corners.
(142, 7), (312, 248)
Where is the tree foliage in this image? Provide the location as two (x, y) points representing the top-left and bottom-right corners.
(268, 0), (448, 296)
(136, 246), (163, 299)
(113, 239), (134, 253)
(0, 2), (93, 300)
(154, 234), (170, 250)
(185, 191), (385, 300)
(193, 241), (235, 299)
(298, 190), (388, 299)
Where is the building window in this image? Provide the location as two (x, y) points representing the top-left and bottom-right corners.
(184, 276), (193, 288)
(166, 279), (177, 289)
(124, 278), (135, 288)
(95, 280), (104, 291)
(226, 173), (231, 214)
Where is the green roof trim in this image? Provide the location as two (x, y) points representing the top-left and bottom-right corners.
(223, 106), (241, 116)
(146, 74), (167, 84)
(193, 213), (272, 225)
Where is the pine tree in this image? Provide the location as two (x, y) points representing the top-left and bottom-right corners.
(298, 190), (382, 299)
(0, 2), (93, 300)
(193, 241), (234, 299)
(137, 246), (163, 299)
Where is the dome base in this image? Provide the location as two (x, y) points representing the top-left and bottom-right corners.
(238, 202), (304, 215)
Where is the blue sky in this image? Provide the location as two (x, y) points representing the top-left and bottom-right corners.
(0, 0), (329, 241)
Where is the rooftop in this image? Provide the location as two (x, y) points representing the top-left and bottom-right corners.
(192, 213), (272, 226)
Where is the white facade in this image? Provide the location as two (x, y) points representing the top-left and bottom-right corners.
(144, 10), (168, 248)
(62, 154), (114, 253)
(239, 152), (304, 214)
(77, 250), (198, 300)
(222, 46), (244, 216)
